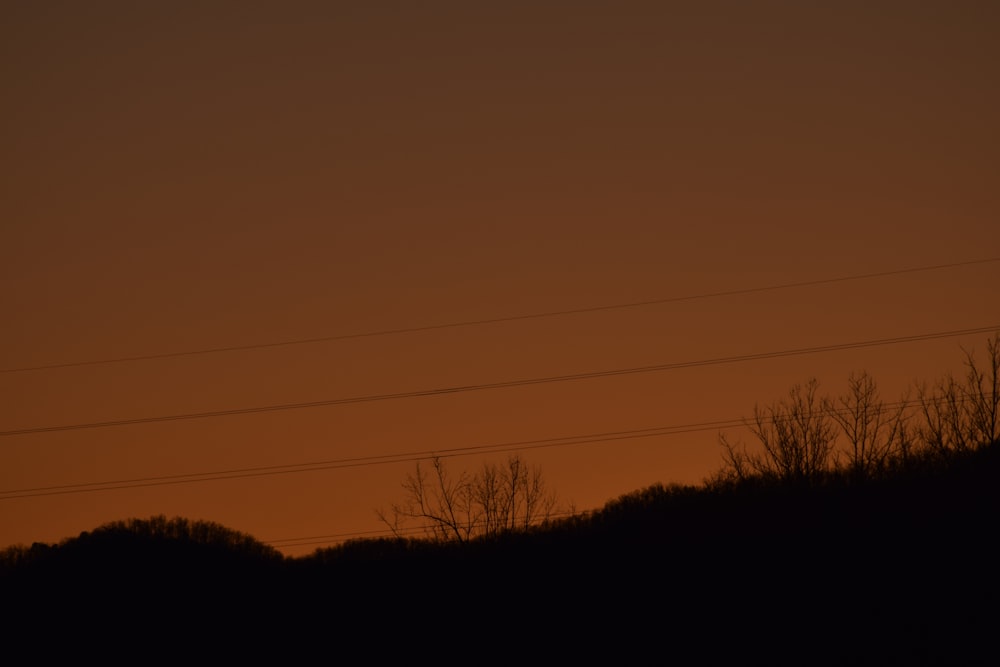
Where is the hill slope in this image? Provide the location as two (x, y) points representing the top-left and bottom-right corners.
(3, 444), (998, 664)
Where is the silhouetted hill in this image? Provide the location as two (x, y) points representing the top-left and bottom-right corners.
(3, 443), (998, 664)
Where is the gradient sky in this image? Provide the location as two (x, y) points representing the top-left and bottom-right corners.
(3, 1), (999, 556)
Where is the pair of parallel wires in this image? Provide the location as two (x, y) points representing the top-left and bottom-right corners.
(2, 257), (998, 547)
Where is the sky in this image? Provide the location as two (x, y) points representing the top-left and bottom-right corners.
(2, 1), (999, 557)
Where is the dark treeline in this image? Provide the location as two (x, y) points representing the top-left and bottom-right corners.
(2, 336), (998, 664)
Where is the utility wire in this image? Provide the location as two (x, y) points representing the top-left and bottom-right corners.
(4, 386), (983, 550)
(3, 256), (997, 375)
(266, 525), (429, 548)
(0, 420), (745, 499)
(0, 392), (973, 501)
(1, 323), (995, 438)
(264, 509), (590, 550)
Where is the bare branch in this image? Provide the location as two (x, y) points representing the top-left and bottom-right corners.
(377, 454), (561, 542)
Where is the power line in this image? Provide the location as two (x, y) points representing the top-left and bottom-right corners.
(0, 420), (746, 499)
(266, 526), (426, 548)
(1, 323), (995, 438)
(255, 380), (997, 551)
(3, 388), (984, 552)
(0, 389), (977, 501)
(264, 509), (591, 550)
(3, 256), (997, 375)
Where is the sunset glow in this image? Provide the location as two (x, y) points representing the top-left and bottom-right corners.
(2, 2), (998, 557)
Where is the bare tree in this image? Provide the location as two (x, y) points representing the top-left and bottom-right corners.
(473, 455), (555, 535)
(825, 371), (911, 477)
(719, 378), (837, 483)
(714, 334), (999, 484)
(917, 373), (972, 455)
(916, 334), (1000, 455)
(962, 332), (1000, 447)
(377, 454), (559, 542)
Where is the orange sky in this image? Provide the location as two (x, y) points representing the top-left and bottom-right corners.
(2, 2), (999, 557)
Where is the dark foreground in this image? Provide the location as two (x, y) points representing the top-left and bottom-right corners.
(3, 446), (998, 665)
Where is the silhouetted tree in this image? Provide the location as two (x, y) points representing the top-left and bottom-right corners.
(377, 454), (559, 542)
(918, 373), (973, 454)
(86, 515), (283, 561)
(825, 371), (912, 476)
(719, 378), (837, 483)
(962, 332), (999, 446)
(715, 334), (1000, 485)
(917, 333), (1000, 455)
